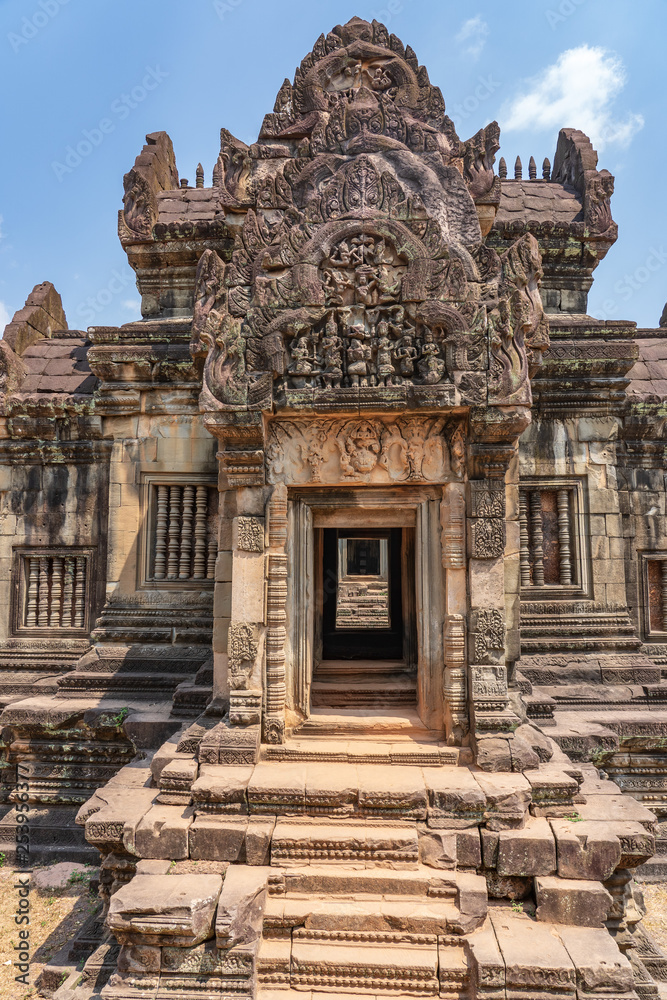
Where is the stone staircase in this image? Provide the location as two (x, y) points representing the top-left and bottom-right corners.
(41, 717), (667, 999)
(311, 659), (417, 709)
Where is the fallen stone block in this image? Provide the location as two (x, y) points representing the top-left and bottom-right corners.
(189, 816), (249, 861)
(134, 804), (194, 860)
(108, 873), (222, 947)
(509, 734), (540, 772)
(76, 786), (157, 853)
(535, 876), (612, 926)
(474, 771), (532, 830)
(246, 816), (275, 865)
(490, 909), (576, 998)
(424, 767), (486, 828)
(215, 865), (271, 951)
(515, 724), (555, 762)
(550, 819), (622, 881)
(467, 920), (505, 999)
(576, 793), (656, 832)
(419, 828), (457, 869)
(476, 737), (512, 772)
(457, 826), (482, 869)
(496, 816), (557, 877)
(557, 924), (635, 997)
(191, 764), (254, 814)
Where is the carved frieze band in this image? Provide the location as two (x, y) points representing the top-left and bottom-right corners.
(267, 417), (466, 486)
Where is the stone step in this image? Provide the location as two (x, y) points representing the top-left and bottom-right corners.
(296, 706), (440, 739)
(289, 934), (442, 996)
(271, 818), (420, 867)
(316, 659), (411, 677)
(261, 737), (459, 766)
(56, 670), (193, 695)
(311, 674), (416, 707)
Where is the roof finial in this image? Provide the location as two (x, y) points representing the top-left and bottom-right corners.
(514, 156), (522, 180)
(196, 163), (204, 188)
(543, 158), (551, 181)
(529, 156), (537, 180)
(498, 157), (507, 180)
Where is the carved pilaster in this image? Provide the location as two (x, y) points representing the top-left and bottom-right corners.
(441, 488), (465, 570)
(444, 614), (467, 739)
(469, 480), (505, 559)
(264, 484), (288, 744)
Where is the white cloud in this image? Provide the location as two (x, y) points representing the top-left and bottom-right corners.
(0, 301), (11, 333)
(122, 299), (141, 313)
(455, 16), (489, 60)
(500, 45), (644, 150)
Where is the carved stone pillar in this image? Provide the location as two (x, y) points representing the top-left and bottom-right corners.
(228, 501), (266, 728)
(441, 483), (467, 743)
(264, 484), (288, 744)
(467, 407), (529, 749)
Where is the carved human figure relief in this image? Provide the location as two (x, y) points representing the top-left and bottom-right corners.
(266, 417), (465, 485)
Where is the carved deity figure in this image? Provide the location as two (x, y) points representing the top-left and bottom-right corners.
(321, 314), (344, 388)
(337, 420), (381, 476)
(355, 269), (378, 307)
(375, 320), (395, 386)
(394, 332), (418, 381)
(377, 265), (402, 304)
(418, 331), (447, 384)
(346, 329), (372, 386)
(288, 336), (317, 387)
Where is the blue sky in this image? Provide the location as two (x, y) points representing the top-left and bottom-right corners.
(0, 0), (665, 331)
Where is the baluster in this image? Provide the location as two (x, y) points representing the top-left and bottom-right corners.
(193, 486), (208, 580)
(662, 562), (667, 632)
(25, 558), (39, 627)
(38, 557), (50, 626)
(519, 490), (531, 587)
(557, 489), (573, 585)
(206, 491), (217, 580)
(74, 557), (86, 627)
(62, 557), (75, 627)
(167, 486), (182, 580)
(530, 491), (545, 586)
(179, 486), (195, 579)
(50, 556), (63, 626)
(154, 485), (169, 580)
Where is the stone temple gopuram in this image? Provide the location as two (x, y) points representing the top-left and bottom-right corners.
(4, 15), (667, 1000)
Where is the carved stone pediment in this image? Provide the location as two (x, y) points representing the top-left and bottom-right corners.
(194, 17), (549, 427)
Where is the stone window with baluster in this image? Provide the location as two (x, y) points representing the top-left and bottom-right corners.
(519, 480), (590, 598)
(140, 476), (218, 588)
(643, 555), (667, 639)
(12, 548), (92, 634)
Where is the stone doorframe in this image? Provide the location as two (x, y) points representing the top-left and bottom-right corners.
(282, 485), (460, 736)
